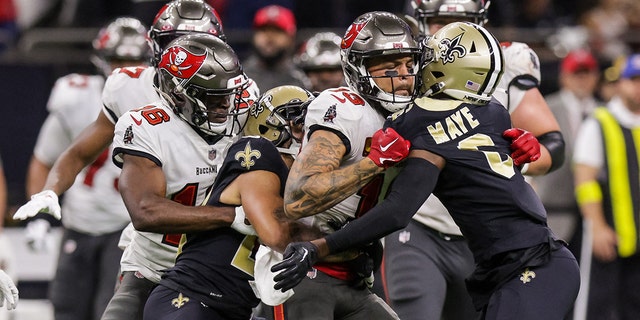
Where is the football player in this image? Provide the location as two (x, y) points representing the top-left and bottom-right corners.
(13, 1), (258, 320)
(378, 1), (564, 319)
(143, 85), (322, 320)
(254, 11), (418, 320)
(21, 17), (150, 320)
(271, 22), (580, 320)
(112, 33), (250, 320)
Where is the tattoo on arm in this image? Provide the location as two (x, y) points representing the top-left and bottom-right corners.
(285, 134), (382, 219)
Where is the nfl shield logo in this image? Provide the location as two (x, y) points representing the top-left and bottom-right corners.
(399, 230), (411, 243)
(209, 149), (217, 160)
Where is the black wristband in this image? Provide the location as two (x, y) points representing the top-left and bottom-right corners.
(537, 130), (565, 173)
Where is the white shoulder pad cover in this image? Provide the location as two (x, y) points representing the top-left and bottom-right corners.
(46, 74), (104, 113)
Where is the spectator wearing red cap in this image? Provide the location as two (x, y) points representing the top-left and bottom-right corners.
(242, 5), (309, 92)
(572, 53), (640, 320)
(531, 49), (602, 270)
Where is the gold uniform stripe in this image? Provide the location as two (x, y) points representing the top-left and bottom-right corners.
(594, 107), (636, 257)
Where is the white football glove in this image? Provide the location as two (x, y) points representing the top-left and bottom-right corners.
(231, 206), (257, 236)
(25, 219), (51, 253)
(0, 270), (18, 310)
(13, 190), (61, 220)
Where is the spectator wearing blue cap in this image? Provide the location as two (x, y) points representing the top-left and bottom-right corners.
(572, 53), (640, 320)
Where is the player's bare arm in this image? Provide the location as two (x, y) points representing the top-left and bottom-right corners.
(44, 112), (114, 195)
(284, 129), (383, 220)
(510, 88), (562, 175)
(119, 154), (234, 233)
(26, 157), (51, 196)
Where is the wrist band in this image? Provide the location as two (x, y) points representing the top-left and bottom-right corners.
(575, 181), (602, 205)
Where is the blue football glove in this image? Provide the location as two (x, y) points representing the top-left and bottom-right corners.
(271, 242), (318, 292)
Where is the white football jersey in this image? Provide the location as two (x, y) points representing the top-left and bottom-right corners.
(102, 66), (161, 124)
(300, 87), (386, 233)
(112, 102), (233, 283)
(413, 42), (543, 235)
(493, 42), (542, 112)
(34, 74), (129, 234)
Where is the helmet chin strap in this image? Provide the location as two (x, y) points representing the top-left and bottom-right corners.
(423, 81), (445, 97)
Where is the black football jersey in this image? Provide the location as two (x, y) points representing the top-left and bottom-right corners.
(160, 136), (289, 311)
(387, 97), (550, 263)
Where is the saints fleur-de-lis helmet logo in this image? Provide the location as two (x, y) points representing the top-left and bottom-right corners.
(235, 141), (261, 169)
(439, 33), (466, 65)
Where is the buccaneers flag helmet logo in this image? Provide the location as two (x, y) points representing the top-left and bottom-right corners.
(341, 21), (367, 50)
(159, 46), (207, 80)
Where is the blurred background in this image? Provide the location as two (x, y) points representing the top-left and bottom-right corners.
(1, 0), (640, 319)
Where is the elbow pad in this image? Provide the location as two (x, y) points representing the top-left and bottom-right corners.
(537, 130), (565, 173)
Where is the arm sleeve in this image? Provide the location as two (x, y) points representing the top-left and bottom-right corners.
(325, 157), (440, 253)
(33, 114), (73, 166)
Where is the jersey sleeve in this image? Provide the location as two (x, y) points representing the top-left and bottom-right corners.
(46, 74), (104, 113)
(33, 114), (72, 166)
(493, 42), (542, 112)
(303, 87), (370, 153)
(38, 74), (104, 165)
(112, 104), (165, 168)
(102, 66), (159, 124)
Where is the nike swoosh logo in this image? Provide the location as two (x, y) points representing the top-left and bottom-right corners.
(299, 248), (308, 262)
(330, 94), (347, 103)
(380, 138), (399, 152)
(130, 114), (143, 126)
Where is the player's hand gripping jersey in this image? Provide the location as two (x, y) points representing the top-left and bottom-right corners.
(389, 97), (550, 263)
(412, 41), (544, 234)
(301, 87), (386, 231)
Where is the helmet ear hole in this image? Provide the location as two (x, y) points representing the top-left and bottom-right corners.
(431, 71), (445, 79)
(258, 125), (269, 135)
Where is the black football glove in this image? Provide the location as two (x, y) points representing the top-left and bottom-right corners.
(271, 242), (318, 292)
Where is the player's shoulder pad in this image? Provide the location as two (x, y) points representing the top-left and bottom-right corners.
(46, 73), (104, 113)
(223, 136), (283, 173)
(307, 86), (369, 121)
(500, 42), (541, 83)
(104, 66), (154, 91)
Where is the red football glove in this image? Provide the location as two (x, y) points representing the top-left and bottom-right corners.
(503, 128), (540, 166)
(368, 127), (411, 168)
